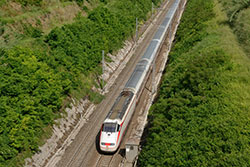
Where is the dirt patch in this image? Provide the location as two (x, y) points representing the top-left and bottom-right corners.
(0, 2), (82, 47)
(1, 2), (23, 17)
(37, 4), (82, 34)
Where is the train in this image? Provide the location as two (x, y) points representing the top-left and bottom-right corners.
(99, 0), (181, 152)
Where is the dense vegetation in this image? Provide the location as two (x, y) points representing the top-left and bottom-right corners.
(0, 48), (64, 165)
(138, 0), (250, 166)
(2, 0), (85, 7)
(218, 0), (250, 55)
(0, 0), (162, 166)
(44, 0), (154, 89)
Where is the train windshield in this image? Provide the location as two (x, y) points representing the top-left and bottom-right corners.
(102, 123), (117, 132)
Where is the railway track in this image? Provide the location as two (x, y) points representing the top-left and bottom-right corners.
(62, 29), (142, 166)
(53, 1), (176, 167)
(61, 31), (141, 167)
(95, 155), (115, 167)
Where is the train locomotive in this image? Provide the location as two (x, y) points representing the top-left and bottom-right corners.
(99, 0), (181, 152)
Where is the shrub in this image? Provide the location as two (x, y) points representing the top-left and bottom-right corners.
(138, 0), (250, 166)
(0, 47), (64, 165)
(0, 0), (161, 165)
(14, 0), (43, 6)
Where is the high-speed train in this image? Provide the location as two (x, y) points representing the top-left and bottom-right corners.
(99, 0), (181, 152)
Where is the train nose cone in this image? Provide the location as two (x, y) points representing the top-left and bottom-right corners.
(101, 132), (117, 144)
(100, 132), (118, 152)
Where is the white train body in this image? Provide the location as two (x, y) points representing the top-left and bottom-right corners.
(100, 91), (136, 152)
(99, 0), (181, 152)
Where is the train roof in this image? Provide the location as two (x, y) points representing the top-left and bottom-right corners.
(153, 16), (170, 41)
(161, 17), (171, 27)
(125, 59), (149, 90)
(124, 0), (181, 92)
(106, 91), (134, 121)
(103, 0), (181, 125)
(141, 40), (159, 61)
(169, 0), (180, 17)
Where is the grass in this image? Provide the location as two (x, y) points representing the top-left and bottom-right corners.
(138, 0), (250, 166)
(217, 0), (250, 57)
(0, 1), (83, 48)
(208, 0), (250, 122)
(70, 73), (104, 104)
(213, 1), (250, 95)
(234, 8), (250, 55)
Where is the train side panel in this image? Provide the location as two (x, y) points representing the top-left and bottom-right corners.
(117, 95), (136, 146)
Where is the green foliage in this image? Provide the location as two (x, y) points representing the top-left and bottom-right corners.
(218, 0), (250, 56)
(13, 0), (43, 6)
(23, 24), (43, 38)
(0, 47), (64, 166)
(11, 0), (85, 6)
(44, 0), (154, 90)
(234, 8), (250, 54)
(75, 0), (84, 5)
(138, 0), (250, 166)
(168, 0), (214, 64)
(0, 0), (160, 166)
(218, 0), (250, 23)
(0, 0), (7, 7)
(60, 0), (85, 6)
(82, 5), (89, 12)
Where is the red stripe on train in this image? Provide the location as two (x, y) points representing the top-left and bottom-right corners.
(116, 131), (121, 143)
(116, 95), (136, 146)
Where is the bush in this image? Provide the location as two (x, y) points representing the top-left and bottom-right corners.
(0, 0), (161, 165)
(45, 0), (154, 89)
(0, 47), (64, 166)
(14, 0), (43, 6)
(23, 24), (43, 38)
(218, 0), (250, 55)
(138, 0), (250, 166)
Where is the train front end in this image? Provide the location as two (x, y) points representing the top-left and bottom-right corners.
(99, 122), (121, 152)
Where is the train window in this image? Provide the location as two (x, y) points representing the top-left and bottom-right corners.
(116, 124), (120, 132)
(103, 123), (116, 132)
